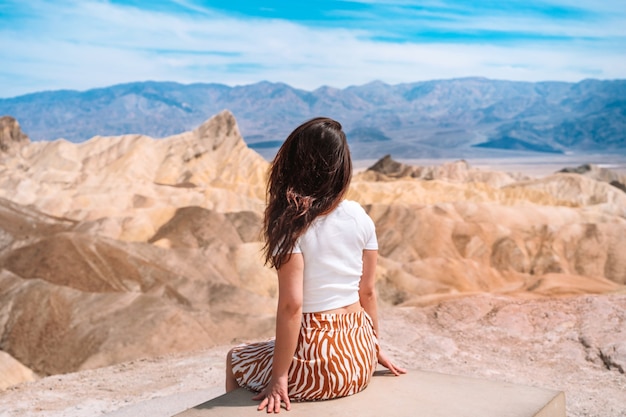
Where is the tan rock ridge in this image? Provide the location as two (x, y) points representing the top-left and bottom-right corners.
(365, 154), (527, 186)
(0, 110), (268, 238)
(0, 112), (624, 394)
(0, 116), (30, 157)
(0, 111), (277, 384)
(559, 163), (626, 191)
(357, 156), (626, 212)
(0, 200), (276, 378)
(368, 201), (625, 306)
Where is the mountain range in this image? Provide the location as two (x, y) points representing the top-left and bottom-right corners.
(1, 77), (625, 159)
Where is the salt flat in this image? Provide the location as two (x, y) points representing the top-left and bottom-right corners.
(354, 154), (626, 176)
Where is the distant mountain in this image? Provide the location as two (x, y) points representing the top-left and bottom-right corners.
(1, 78), (625, 159)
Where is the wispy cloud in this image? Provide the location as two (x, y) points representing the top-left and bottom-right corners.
(0, 0), (624, 98)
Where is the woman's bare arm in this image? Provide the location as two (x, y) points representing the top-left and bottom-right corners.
(359, 249), (380, 335)
(253, 253), (304, 413)
(359, 249), (407, 376)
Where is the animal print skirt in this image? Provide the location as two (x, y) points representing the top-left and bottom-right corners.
(230, 310), (379, 401)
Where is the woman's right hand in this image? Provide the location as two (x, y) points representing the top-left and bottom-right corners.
(377, 350), (407, 376)
(252, 375), (291, 413)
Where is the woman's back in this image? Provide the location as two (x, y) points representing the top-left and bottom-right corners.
(294, 200), (378, 313)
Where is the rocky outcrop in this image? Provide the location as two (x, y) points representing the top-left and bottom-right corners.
(391, 293), (626, 377)
(0, 116), (29, 156)
(0, 110), (268, 240)
(0, 351), (37, 390)
(0, 200), (276, 377)
(367, 202), (625, 307)
(559, 163), (626, 193)
(365, 155), (523, 187)
(0, 113), (275, 382)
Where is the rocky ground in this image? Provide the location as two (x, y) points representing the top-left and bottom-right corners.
(1, 293), (624, 417)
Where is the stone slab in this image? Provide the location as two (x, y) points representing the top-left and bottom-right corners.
(174, 370), (565, 417)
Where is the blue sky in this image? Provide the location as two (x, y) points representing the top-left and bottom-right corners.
(0, 0), (625, 98)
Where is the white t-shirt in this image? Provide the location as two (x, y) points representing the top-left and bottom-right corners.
(291, 200), (378, 313)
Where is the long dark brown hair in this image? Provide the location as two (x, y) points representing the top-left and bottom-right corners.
(263, 117), (352, 269)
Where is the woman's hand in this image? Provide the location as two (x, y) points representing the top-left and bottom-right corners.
(377, 350), (407, 376)
(252, 376), (291, 413)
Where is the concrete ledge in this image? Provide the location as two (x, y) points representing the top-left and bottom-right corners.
(175, 369), (565, 417)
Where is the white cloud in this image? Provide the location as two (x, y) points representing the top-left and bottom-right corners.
(0, 0), (624, 98)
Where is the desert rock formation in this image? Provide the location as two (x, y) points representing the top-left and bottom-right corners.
(0, 112), (624, 404)
(364, 154), (527, 186)
(0, 111), (276, 384)
(0, 116), (29, 157)
(559, 163), (626, 191)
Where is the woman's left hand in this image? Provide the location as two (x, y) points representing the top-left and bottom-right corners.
(252, 376), (291, 413)
(378, 350), (407, 376)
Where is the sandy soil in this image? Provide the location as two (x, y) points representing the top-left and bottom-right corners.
(1, 294), (624, 417)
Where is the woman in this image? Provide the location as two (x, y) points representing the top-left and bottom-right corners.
(225, 117), (406, 413)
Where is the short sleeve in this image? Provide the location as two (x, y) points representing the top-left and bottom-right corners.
(291, 240), (302, 254)
(346, 200), (378, 251)
(271, 239), (302, 255)
(363, 215), (378, 250)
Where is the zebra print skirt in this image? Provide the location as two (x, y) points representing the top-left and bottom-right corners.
(230, 309), (379, 401)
